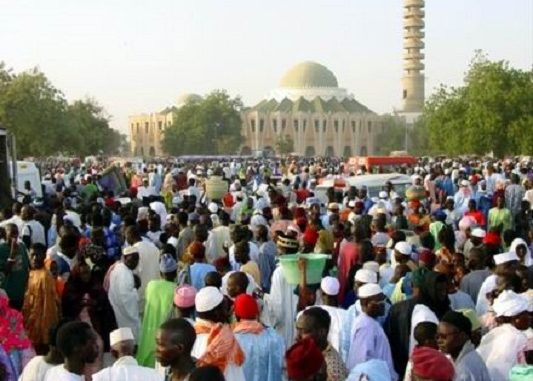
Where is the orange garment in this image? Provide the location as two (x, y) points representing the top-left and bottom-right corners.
(195, 320), (245, 373)
(22, 269), (60, 346)
(55, 277), (65, 297)
(436, 247), (454, 264)
(339, 208), (351, 222)
(233, 320), (264, 334)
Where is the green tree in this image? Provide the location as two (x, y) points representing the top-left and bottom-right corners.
(0, 63), (122, 157)
(162, 90), (243, 155)
(373, 114), (407, 155)
(423, 51), (533, 157)
(408, 116), (430, 156)
(0, 66), (70, 157)
(66, 98), (121, 156)
(275, 134), (294, 155)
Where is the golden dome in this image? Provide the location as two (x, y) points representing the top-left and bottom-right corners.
(280, 61), (338, 88)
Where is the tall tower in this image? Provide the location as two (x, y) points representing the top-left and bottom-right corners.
(402, 0), (425, 113)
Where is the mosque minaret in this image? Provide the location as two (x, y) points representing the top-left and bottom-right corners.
(402, 0), (425, 113)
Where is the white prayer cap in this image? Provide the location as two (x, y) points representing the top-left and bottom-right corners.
(208, 202), (219, 214)
(123, 246), (138, 256)
(348, 200), (356, 208)
(493, 290), (529, 317)
(358, 283), (383, 299)
(355, 269), (378, 284)
(195, 286), (224, 313)
(394, 241), (412, 256)
(493, 251), (519, 266)
(471, 228), (486, 238)
(167, 236), (179, 248)
(363, 261), (380, 274)
(110, 327), (135, 346)
(378, 191), (388, 199)
(460, 180), (470, 187)
(320, 276), (340, 296)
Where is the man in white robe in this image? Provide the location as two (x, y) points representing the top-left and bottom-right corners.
(192, 287), (246, 381)
(477, 290), (529, 381)
(346, 284), (398, 381)
(93, 328), (162, 381)
(108, 247), (141, 339)
(126, 226), (160, 313)
(262, 236), (300, 349)
(314, 276), (347, 352)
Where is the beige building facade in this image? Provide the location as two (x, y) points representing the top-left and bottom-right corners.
(241, 61), (384, 157)
(129, 94), (201, 157)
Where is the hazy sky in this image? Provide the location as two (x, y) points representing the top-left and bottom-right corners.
(1, 0), (531, 134)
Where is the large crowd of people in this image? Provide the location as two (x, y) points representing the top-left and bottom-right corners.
(0, 155), (532, 381)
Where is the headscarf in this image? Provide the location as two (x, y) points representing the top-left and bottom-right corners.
(510, 238), (532, 266)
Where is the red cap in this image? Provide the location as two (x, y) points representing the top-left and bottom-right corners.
(303, 227), (319, 247)
(412, 347), (455, 381)
(233, 294), (259, 320)
(285, 337), (324, 379)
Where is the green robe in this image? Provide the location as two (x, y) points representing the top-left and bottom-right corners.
(0, 243), (29, 304)
(137, 279), (176, 367)
(488, 207), (512, 233)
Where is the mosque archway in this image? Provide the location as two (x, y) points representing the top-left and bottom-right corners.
(360, 146), (368, 156)
(343, 146), (353, 158)
(325, 146), (335, 157)
(241, 146), (252, 155)
(305, 146), (316, 157)
(139, 147), (144, 156)
(149, 146), (156, 156)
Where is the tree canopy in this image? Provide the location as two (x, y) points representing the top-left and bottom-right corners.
(275, 134), (295, 155)
(0, 63), (124, 158)
(422, 51), (533, 157)
(162, 90), (243, 155)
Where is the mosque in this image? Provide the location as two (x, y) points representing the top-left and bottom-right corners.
(129, 0), (425, 157)
(241, 61), (383, 157)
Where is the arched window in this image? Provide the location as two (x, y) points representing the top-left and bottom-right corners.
(251, 119), (256, 133)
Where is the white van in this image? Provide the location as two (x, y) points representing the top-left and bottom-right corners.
(314, 173), (412, 205)
(10, 161), (43, 201)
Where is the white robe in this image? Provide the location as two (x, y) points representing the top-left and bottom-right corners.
(92, 356), (163, 381)
(133, 240), (161, 313)
(477, 323), (528, 381)
(262, 266), (298, 349)
(476, 274), (497, 316)
(191, 319), (246, 381)
(108, 263), (140, 339)
(44, 365), (84, 381)
(19, 355), (54, 381)
(298, 304), (347, 353)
